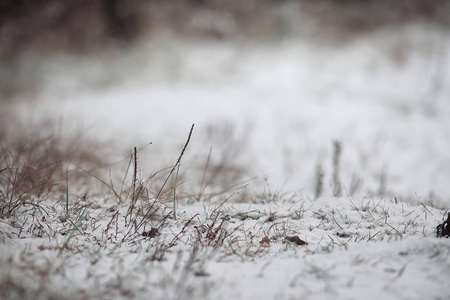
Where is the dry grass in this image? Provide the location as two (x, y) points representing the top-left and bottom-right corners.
(1, 109), (448, 299)
(0, 113), (249, 243)
(0, 116), (107, 218)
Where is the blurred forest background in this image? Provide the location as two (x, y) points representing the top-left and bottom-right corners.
(1, 0), (449, 98)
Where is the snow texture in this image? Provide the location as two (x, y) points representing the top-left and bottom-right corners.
(2, 24), (450, 299)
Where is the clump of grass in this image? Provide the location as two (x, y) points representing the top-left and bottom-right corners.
(1, 117), (261, 298)
(0, 114), (199, 247)
(134, 124), (194, 234)
(0, 117), (107, 218)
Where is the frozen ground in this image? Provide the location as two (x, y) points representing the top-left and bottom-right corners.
(1, 196), (449, 300)
(1, 23), (450, 299)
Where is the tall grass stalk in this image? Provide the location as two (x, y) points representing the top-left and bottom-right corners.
(173, 162), (181, 220)
(314, 163), (324, 200)
(332, 140), (342, 197)
(65, 168), (69, 214)
(136, 124), (194, 231)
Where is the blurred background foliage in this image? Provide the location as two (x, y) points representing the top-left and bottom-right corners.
(0, 0), (449, 97)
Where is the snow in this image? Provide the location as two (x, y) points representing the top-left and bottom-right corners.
(2, 23), (450, 299)
(13, 25), (448, 206)
(1, 197), (449, 299)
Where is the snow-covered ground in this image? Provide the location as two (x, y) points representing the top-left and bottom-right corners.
(2, 23), (450, 299)
(1, 197), (449, 300)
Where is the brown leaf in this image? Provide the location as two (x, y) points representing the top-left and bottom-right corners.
(285, 235), (308, 246)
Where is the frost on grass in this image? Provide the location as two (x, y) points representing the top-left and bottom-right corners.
(1, 187), (449, 299)
(1, 117), (449, 300)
